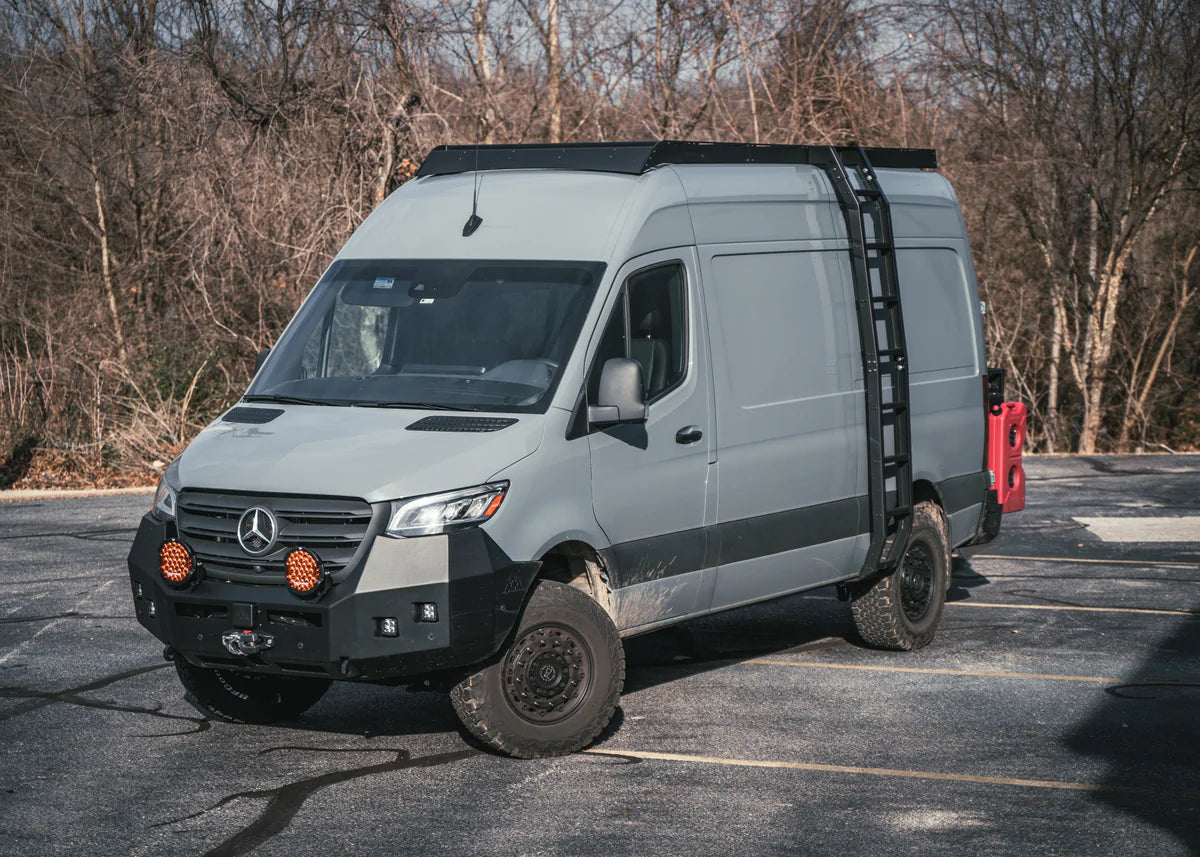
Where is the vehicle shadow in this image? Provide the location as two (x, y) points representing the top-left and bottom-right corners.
(947, 553), (991, 602)
(1063, 612), (1200, 851)
(621, 554), (990, 696)
(620, 589), (860, 695)
(296, 681), (463, 738)
(287, 557), (991, 740)
(287, 588), (864, 742)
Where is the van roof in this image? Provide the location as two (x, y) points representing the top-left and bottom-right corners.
(335, 144), (960, 264)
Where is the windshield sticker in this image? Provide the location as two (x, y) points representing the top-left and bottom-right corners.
(372, 277), (395, 290)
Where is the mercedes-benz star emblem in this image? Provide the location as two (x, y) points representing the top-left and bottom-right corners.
(237, 506), (278, 556)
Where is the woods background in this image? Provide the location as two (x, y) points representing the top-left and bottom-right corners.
(0, 0), (1197, 487)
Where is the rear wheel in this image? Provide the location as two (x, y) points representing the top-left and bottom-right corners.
(175, 658), (331, 723)
(450, 580), (624, 758)
(850, 500), (950, 651)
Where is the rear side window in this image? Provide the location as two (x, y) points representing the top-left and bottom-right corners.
(896, 249), (978, 375)
(588, 263), (687, 402)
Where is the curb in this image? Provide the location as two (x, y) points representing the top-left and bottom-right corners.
(0, 486), (155, 503)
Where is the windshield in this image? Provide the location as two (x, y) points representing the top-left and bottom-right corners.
(248, 259), (605, 412)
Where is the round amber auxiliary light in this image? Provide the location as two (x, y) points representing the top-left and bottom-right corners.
(159, 540), (194, 585)
(285, 549), (323, 596)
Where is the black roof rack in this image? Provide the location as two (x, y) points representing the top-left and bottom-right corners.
(415, 141), (937, 178)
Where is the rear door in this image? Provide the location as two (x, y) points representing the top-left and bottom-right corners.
(586, 249), (717, 629)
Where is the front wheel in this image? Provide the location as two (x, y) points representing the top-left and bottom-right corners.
(450, 580), (624, 758)
(850, 500), (950, 651)
(175, 658), (331, 723)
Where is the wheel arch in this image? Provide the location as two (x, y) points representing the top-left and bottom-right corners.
(911, 477), (952, 592)
(913, 478), (944, 511)
(536, 539), (614, 620)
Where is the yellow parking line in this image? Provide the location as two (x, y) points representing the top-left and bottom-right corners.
(970, 553), (1200, 569)
(742, 659), (1197, 686)
(583, 748), (1193, 798)
(948, 601), (1197, 617)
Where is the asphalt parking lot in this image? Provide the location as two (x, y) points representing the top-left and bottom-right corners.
(1, 455), (1197, 856)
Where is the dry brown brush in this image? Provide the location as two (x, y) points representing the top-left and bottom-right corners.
(0, 0), (1196, 487)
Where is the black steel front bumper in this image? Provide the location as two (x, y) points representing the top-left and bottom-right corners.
(127, 514), (539, 681)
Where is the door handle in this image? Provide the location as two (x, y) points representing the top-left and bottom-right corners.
(675, 425), (703, 445)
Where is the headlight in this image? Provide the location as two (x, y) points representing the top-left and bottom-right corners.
(386, 482), (508, 537)
(152, 459), (180, 520)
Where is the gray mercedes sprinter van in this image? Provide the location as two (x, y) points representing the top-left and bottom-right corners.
(127, 141), (1018, 758)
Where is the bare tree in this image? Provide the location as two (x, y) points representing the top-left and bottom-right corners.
(924, 0), (1200, 451)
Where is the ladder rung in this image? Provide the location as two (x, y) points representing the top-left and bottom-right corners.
(871, 295), (899, 305)
(878, 349), (906, 358)
(880, 402), (907, 412)
(855, 188), (884, 198)
(888, 506), (913, 518)
(884, 454), (909, 465)
(864, 242), (892, 251)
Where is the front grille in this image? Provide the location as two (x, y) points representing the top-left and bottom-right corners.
(177, 490), (376, 586)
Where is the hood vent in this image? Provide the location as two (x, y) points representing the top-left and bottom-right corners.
(221, 407), (284, 425)
(406, 415), (518, 433)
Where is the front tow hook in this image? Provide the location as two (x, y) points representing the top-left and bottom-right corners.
(221, 629), (276, 656)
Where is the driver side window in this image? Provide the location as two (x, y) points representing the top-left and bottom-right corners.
(587, 262), (687, 403)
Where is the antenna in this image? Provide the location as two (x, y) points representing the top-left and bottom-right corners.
(462, 143), (483, 237)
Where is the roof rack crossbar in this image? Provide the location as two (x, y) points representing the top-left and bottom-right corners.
(414, 141), (937, 177)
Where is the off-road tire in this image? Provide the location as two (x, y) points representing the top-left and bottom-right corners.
(175, 658), (331, 723)
(850, 500), (950, 651)
(450, 579), (624, 758)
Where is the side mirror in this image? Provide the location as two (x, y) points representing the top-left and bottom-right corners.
(254, 348), (270, 374)
(588, 358), (647, 426)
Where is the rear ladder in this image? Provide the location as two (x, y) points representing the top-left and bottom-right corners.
(815, 146), (914, 575)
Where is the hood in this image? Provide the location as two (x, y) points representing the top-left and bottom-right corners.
(179, 406), (546, 502)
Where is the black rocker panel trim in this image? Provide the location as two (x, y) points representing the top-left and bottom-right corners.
(713, 496), (868, 567)
(602, 496), (869, 590)
(937, 471), (990, 515)
(600, 476), (988, 592)
(602, 527), (709, 591)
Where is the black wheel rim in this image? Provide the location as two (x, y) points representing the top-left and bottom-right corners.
(900, 541), (935, 622)
(502, 623), (592, 724)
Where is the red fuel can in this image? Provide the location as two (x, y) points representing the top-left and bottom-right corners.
(988, 402), (1026, 513)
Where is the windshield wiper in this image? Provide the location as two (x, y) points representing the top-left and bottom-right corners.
(242, 394), (342, 406)
(354, 401), (470, 411)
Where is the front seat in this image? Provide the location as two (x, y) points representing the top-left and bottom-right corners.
(629, 309), (669, 398)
